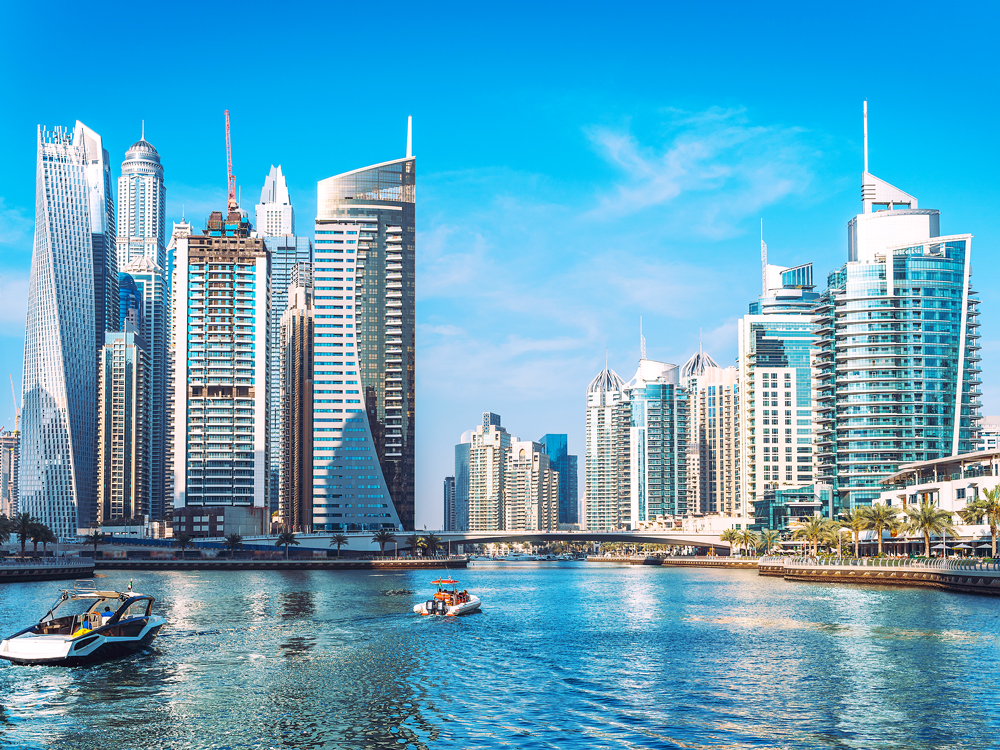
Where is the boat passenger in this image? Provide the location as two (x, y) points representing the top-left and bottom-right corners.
(100, 606), (114, 625)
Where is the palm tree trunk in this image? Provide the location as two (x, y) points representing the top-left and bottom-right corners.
(992, 523), (997, 558)
(877, 527), (883, 556)
(924, 531), (930, 558)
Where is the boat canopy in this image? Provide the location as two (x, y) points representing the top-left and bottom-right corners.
(431, 579), (459, 585)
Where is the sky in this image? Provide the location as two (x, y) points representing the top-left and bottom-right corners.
(2, 1), (999, 529)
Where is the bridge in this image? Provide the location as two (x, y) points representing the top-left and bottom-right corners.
(197, 530), (731, 553)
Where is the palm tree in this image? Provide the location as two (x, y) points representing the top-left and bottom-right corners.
(965, 487), (1000, 558)
(423, 533), (442, 557)
(173, 532), (193, 556)
(224, 533), (244, 555)
(405, 533), (423, 557)
(29, 523), (46, 555)
(791, 516), (826, 556)
(371, 529), (397, 555)
(276, 531), (298, 559)
(864, 503), (900, 556)
(739, 529), (760, 556)
(0, 514), (11, 546)
(84, 530), (107, 555)
(759, 529), (780, 554)
(40, 526), (57, 555)
(904, 499), (958, 558)
(720, 528), (741, 555)
(15, 512), (34, 556)
(840, 508), (870, 558)
(329, 533), (349, 557)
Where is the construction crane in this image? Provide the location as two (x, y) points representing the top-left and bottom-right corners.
(9, 374), (19, 433)
(225, 110), (238, 212)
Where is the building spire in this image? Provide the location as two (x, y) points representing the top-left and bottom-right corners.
(760, 218), (767, 296)
(863, 100), (869, 174)
(640, 317), (646, 360)
(141, 119), (145, 141)
(406, 116), (413, 158)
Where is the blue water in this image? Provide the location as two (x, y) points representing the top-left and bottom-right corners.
(1, 562), (998, 749)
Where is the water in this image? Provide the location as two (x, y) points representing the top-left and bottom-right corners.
(1, 563), (999, 750)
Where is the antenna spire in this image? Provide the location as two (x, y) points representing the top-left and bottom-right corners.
(863, 100), (869, 174)
(141, 119), (145, 140)
(760, 218), (767, 296)
(640, 317), (646, 360)
(406, 116), (413, 158)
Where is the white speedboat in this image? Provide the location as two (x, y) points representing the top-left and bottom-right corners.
(413, 579), (481, 616)
(0, 580), (165, 666)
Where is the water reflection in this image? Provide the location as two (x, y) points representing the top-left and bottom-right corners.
(1, 567), (999, 749)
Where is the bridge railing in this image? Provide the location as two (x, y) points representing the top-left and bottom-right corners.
(782, 557), (1000, 572)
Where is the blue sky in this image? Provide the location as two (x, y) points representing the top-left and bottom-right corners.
(2, 1), (999, 528)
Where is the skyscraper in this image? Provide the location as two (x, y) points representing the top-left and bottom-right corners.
(0, 431), (18, 518)
(119, 273), (143, 329)
(538, 434), (579, 525)
(123, 255), (169, 519)
(625, 359), (690, 525)
(316, 121), (415, 529)
(814, 106), (981, 508)
(255, 165), (294, 237)
(21, 122), (116, 537)
(443, 476), (457, 531)
(454, 440), (471, 531)
(465, 412), (509, 531)
(116, 131), (166, 270)
(738, 261), (819, 516)
(584, 366), (629, 531)
(682, 349), (741, 518)
(169, 209), (270, 535)
(279, 264), (401, 532)
(257, 166), (312, 511)
(506, 439), (559, 531)
(97, 324), (149, 523)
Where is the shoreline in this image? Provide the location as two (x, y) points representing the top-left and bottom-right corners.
(93, 557), (468, 571)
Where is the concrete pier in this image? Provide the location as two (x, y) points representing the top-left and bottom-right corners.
(0, 557), (95, 582)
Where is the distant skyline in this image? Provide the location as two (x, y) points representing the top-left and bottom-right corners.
(2, 2), (1000, 528)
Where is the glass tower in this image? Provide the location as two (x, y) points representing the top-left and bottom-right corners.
(119, 272), (143, 329)
(316, 145), (415, 529)
(538, 434), (579, 525)
(257, 164), (312, 512)
(814, 170), (981, 508)
(625, 360), (690, 525)
(116, 133), (166, 270)
(738, 262), (819, 515)
(20, 122), (116, 538)
(123, 255), (169, 519)
(584, 366), (629, 531)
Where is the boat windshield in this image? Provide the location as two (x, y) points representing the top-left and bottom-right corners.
(44, 596), (118, 623)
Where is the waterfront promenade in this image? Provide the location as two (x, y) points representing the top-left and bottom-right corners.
(93, 556), (468, 571)
(0, 557), (94, 582)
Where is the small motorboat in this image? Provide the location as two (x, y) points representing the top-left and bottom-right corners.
(0, 580), (165, 666)
(413, 579), (481, 616)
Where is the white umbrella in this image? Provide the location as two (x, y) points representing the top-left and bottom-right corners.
(976, 543), (992, 549)
(931, 544), (946, 549)
(954, 543), (973, 549)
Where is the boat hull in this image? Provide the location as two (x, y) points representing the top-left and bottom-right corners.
(0, 617), (165, 666)
(413, 596), (481, 617)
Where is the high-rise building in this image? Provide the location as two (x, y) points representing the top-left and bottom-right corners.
(443, 476), (457, 531)
(0, 431), (18, 518)
(21, 122), (116, 537)
(257, 166), (312, 511)
(316, 123), (415, 528)
(256, 165), (294, 237)
(465, 412), (509, 531)
(116, 132), (166, 270)
(682, 349), (741, 517)
(738, 262), (819, 517)
(625, 359), (690, 525)
(279, 264), (401, 532)
(814, 111), (981, 508)
(164, 218), (193, 516)
(506, 439), (559, 531)
(169, 209), (270, 535)
(454, 440), (471, 531)
(119, 273), (143, 329)
(123, 256), (169, 519)
(97, 324), (149, 523)
(538, 434), (578, 525)
(584, 366), (629, 531)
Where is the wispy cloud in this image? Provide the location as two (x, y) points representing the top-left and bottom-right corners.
(586, 107), (819, 237)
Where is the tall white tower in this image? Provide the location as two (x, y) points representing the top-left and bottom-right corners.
(116, 127), (166, 270)
(255, 165), (294, 236)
